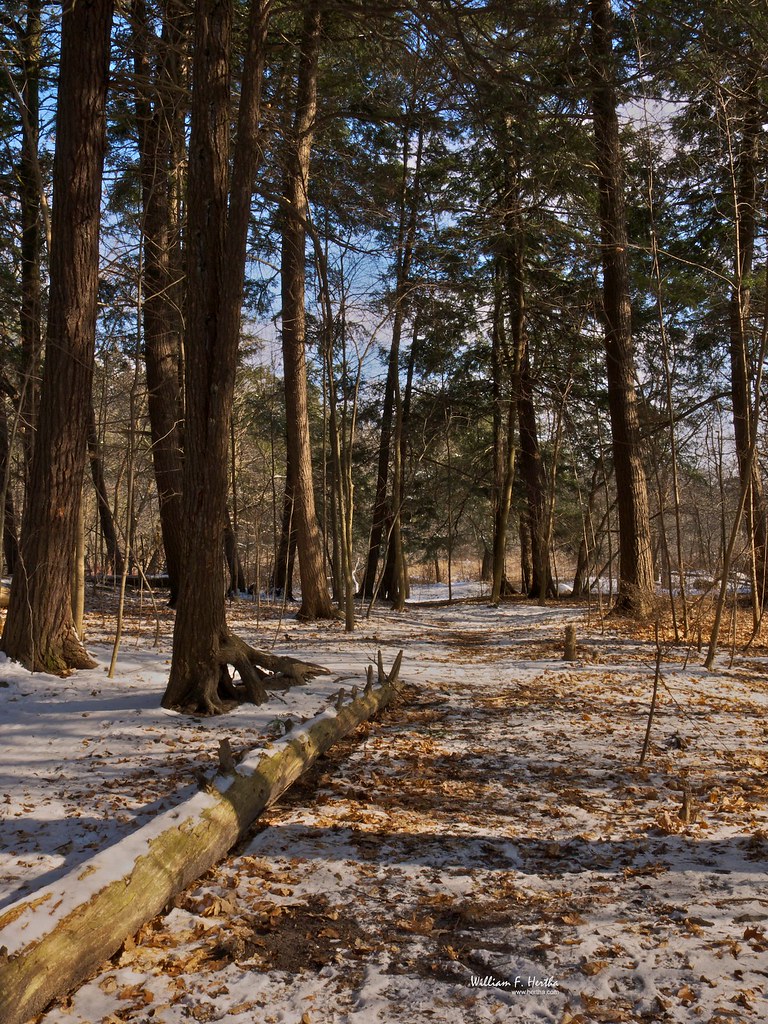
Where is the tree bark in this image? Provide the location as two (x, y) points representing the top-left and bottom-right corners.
(133, 0), (187, 606)
(1, 0), (113, 672)
(18, 0), (43, 486)
(0, 659), (402, 1024)
(490, 262), (517, 603)
(495, 119), (553, 603)
(518, 344), (552, 599)
(271, 459), (297, 598)
(728, 79), (766, 607)
(163, 0), (272, 713)
(280, 1), (335, 621)
(590, 0), (655, 615)
(87, 401), (124, 576)
(362, 121), (424, 601)
(0, 399), (19, 576)
(519, 514), (532, 595)
(224, 506), (246, 595)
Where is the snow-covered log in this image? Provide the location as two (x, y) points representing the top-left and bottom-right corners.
(0, 652), (404, 1024)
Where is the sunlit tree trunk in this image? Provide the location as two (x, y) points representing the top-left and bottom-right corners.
(726, 80), (767, 610)
(362, 121), (424, 601)
(88, 401), (124, 576)
(590, 0), (655, 615)
(1, 0), (113, 672)
(19, 0), (43, 485)
(271, 457), (297, 598)
(163, 0), (272, 711)
(280, 1), (334, 621)
(0, 399), (19, 575)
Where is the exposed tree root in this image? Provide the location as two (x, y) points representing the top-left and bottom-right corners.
(219, 634), (330, 700)
(163, 632), (331, 715)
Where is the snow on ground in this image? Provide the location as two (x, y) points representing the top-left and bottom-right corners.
(2, 589), (768, 1023)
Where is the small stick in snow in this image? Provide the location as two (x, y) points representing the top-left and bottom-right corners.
(639, 625), (662, 766)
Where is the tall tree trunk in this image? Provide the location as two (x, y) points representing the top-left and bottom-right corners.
(163, 0), (272, 713)
(310, 218), (356, 627)
(727, 80), (766, 608)
(0, 399), (19, 575)
(132, 0), (187, 606)
(224, 507), (246, 595)
(362, 121), (424, 600)
(499, 137), (552, 602)
(572, 465), (601, 597)
(1, 0), (113, 673)
(18, 0), (43, 485)
(71, 496), (86, 638)
(519, 514), (532, 594)
(88, 401), (124, 576)
(379, 326), (416, 606)
(490, 261), (516, 603)
(280, 1), (334, 621)
(590, 0), (655, 615)
(518, 345), (552, 599)
(271, 457), (297, 598)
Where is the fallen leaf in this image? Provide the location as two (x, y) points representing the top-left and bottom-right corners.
(676, 985), (696, 1005)
(582, 959), (610, 976)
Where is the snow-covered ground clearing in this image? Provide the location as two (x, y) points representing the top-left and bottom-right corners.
(1, 592), (767, 1023)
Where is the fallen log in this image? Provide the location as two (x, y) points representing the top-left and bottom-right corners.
(0, 651), (404, 1024)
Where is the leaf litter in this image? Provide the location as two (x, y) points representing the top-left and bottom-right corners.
(1, 590), (767, 1022)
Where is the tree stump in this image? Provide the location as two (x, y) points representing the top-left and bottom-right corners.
(564, 624), (577, 661)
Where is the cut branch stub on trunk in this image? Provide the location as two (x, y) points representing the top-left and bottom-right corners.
(0, 651), (404, 1024)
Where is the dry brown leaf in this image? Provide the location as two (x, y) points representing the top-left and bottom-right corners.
(560, 1010), (587, 1024)
(582, 959), (610, 976)
(676, 985), (696, 1005)
(733, 990), (755, 1010)
(118, 984), (154, 1005)
(559, 912), (585, 926)
(579, 993), (632, 1021)
(743, 926), (768, 950)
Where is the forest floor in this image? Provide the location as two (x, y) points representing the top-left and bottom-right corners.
(1, 587), (768, 1024)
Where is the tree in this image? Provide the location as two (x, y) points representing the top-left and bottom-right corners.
(725, 68), (767, 610)
(361, 82), (425, 605)
(590, 0), (655, 614)
(1, 0), (114, 672)
(17, 0), (44, 484)
(132, 0), (188, 606)
(88, 400), (124, 576)
(162, 0), (273, 712)
(279, 0), (336, 620)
